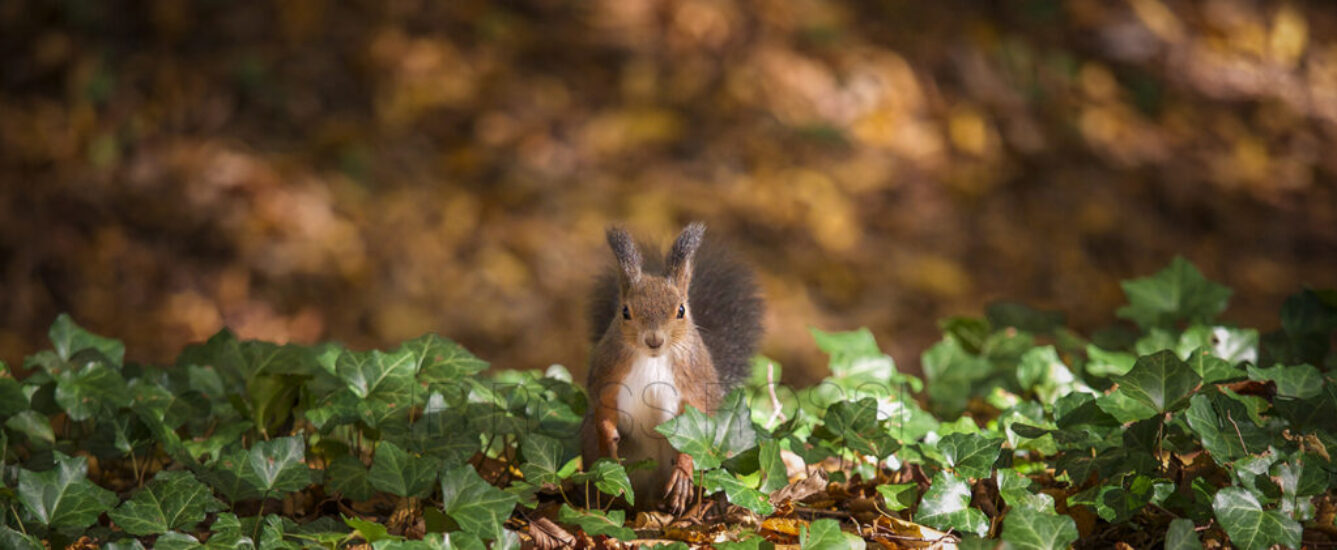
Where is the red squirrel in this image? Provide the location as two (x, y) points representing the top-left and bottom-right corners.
(581, 222), (763, 512)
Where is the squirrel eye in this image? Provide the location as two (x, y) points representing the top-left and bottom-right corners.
(677, 304), (685, 319)
(622, 305), (631, 320)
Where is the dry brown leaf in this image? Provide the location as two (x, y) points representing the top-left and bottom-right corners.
(761, 516), (806, 537)
(631, 510), (674, 530)
(769, 469), (828, 506)
(662, 524), (716, 544)
(867, 516), (959, 549)
(531, 517), (576, 550)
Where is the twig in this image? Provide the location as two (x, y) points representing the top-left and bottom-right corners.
(871, 532), (959, 544)
(794, 507), (851, 518)
(1149, 502), (1180, 520)
(1226, 410), (1249, 454)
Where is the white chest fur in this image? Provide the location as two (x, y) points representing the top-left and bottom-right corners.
(614, 353), (683, 503)
(616, 353), (680, 441)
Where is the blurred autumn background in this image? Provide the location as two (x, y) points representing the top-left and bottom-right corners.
(3, 0), (1336, 384)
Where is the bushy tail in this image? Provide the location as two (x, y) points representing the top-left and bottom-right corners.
(685, 240), (763, 389)
(588, 237), (763, 390)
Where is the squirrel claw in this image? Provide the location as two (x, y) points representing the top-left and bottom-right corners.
(662, 453), (695, 515)
(663, 466), (692, 515)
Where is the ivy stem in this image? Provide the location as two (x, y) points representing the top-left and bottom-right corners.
(253, 489), (271, 541)
(10, 503), (26, 534)
(695, 469), (704, 509)
(129, 450), (142, 488)
(1156, 415), (1167, 476)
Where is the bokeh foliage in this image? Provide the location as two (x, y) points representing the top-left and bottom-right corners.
(1, 0), (1336, 380)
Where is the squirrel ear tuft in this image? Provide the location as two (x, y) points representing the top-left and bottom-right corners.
(606, 226), (642, 288)
(666, 222), (705, 290)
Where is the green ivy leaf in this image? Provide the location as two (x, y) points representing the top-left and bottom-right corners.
(1273, 382), (1337, 433)
(493, 529), (522, 550)
(434, 533), (481, 550)
(400, 400), (482, 464)
(368, 441), (440, 498)
(1271, 456), (1322, 521)
(5, 410), (54, 446)
(923, 337), (994, 417)
(1212, 487), (1301, 550)
(1179, 326), (1258, 364)
(939, 317), (991, 355)
(758, 439), (790, 494)
(915, 471), (988, 537)
(875, 483), (918, 512)
(1287, 453), (1331, 498)
(440, 464), (517, 541)
(1017, 345), (1089, 402)
(996, 469), (1053, 512)
(244, 436), (311, 494)
(1073, 475), (1158, 524)
(810, 327), (900, 391)
(108, 470), (226, 536)
(182, 421), (252, 463)
(203, 513), (255, 549)
(153, 532), (207, 550)
(1184, 347), (1242, 384)
(244, 374), (303, 438)
(1116, 257), (1232, 330)
(253, 515), (302, 550)
(1118, 350), (1201, 413)
(202, 448), (263, 502)
(504, 480), (541, 510)
(1164, 518), (1200, 550)
(518, 433), (576, 488)
(938, 432), (1004, 479)
(0, 526), (43, 550)
(1247, 364), (1323, 400)
(0, 376), (28, 420)
(325, 455), (374, 501)
(799, 518), (861, 549)
(656, 390), (756, 471)
(814, 397), (898, 459)
(337, 348), (416, 400)
(1085, 345), (1136, 378)
(557, 504), (635, 540)
(569, 458), (634, 505)
(1094, 391), (1158, 424)
(305, 389), (362, 431)
(1098, 350), (1200, 423)
(53, 351), (130, 421)
(1000, 507), (1078, 550)
(17, 451), (119, 530)
(344, 514), (402, 543)
(48, 314), (125, 366)
(703, 469), (774, 516)
(399, 334), (489, 385)
(1184, 392), (1274, 463)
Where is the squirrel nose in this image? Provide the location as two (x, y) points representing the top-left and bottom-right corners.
(644, 332), (664, 349)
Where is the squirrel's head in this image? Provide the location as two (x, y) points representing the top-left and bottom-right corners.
(606, 222), (705, 357)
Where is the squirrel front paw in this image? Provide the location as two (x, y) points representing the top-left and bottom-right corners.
(662, 453), (695, 515)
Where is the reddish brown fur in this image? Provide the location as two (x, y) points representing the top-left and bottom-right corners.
(581, 223), (728, 510)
